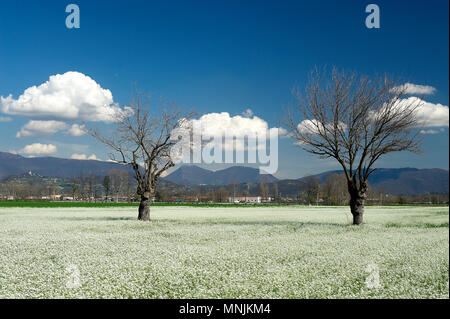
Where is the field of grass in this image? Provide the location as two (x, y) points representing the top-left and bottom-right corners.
(0, 200), (447, 208)
(0, 205), (448, 298)
(0, 201), (285, 208)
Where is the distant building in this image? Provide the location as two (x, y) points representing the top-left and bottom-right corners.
(261, 197), (273, 203)
(228, 195), (262, 204)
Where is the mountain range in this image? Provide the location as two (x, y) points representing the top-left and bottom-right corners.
(296, 167), (449, 195)
(0, 151), (130, 179)
(165, 166), (448, 195)
(0, 152), (448, 195)
(164, 165), (278, 185)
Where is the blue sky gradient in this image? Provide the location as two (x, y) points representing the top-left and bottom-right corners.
(0, 0), (448, 178)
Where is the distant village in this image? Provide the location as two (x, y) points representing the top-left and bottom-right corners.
(0, 169), (447, 205)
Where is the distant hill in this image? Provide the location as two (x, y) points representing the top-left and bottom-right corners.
(164, 165), (278, 185)
(297, 167), (449, 195)
(0, 152), (447, 195)
(0, 151), (131, 180)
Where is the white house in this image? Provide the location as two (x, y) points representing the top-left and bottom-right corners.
(228, 196), (262, 204)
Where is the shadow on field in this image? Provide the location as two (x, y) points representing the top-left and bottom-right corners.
(155, 219), (348, 228)
(385, 222), (449, 228)
(57, 216), (348, 227)
(59, 216), (135, 221)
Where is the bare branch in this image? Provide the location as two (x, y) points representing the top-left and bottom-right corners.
(89, 92), (195, 200)
(286, 67), (423, 196)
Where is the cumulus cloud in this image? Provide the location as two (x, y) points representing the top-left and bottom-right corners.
(171, 111), (284, 164)
(176, 112), (283, 149)
(396, 97), (449, 127)
(16, 143), (57, 155)
(0, 71), (130, 122)
(294, 97), (448, 143)
(0, 116), (12, 122)
(392, 83), (436, 95)
(16, 120), (68, 138)
(68, 123), (87, 136)
(171, 112), (281, 173)
(70, 153), (98, 160)
(193, 112), (274, 137)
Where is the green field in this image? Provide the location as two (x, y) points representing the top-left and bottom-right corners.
(0, 205), (448, 298)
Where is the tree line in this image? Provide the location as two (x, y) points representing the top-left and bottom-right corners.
(0, 170), (447, 205)
(0, 168), (135, 202)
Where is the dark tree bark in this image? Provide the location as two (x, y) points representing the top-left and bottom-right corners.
(348, 180), (367, 225)
(138, 192), (151, 221)
(350, 200), (364, 225)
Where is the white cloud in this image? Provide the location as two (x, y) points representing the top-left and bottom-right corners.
(68, 123), (87, 136)
(297, 119), (321, 134)
(392, 83), (436, 95)
(176, 112), (283, 150)
(192, 112), (281, 138)
(70, 153), (98, 160)
(17, 143), (57, 155)
(395, 97), (449, 127)
(0, 116), (12, 122)
(420, 129), (439, 135)
(71, 153), (87, 160)
(296, 119), (346, 135)
(0, 71), (130, 122)
(295, 97), (448, 143)
(88, 154), (98, 160)
(170, 112), (284, 166)
(16, 120), (68, 138)
(16, 121), (88, 138)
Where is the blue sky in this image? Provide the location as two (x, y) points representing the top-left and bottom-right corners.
(0, 0), (448, 178)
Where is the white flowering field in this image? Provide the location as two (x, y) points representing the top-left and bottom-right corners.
(0, 205), (448, 299)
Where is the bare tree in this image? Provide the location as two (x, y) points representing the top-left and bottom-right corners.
(108, 168), (129, 202)
(71, 176), (79, 200)
(91, 93), (194, 221)
(303, 176), (320, 205)
(79, 172), (86, 200)
(273, 183), (279, 203)
(230, 179), (238, 202)
(217, 187), (229, 203)
(259, 182), (267, 199)
(288, 68), (422, 224)
(323, 173), (348, 205)
(87, 171), (95, 202)
(103, 175), (111, 201)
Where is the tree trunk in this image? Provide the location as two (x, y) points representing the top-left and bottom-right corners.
(138, 192), (151, 221)
(350, 194), (365, 225)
